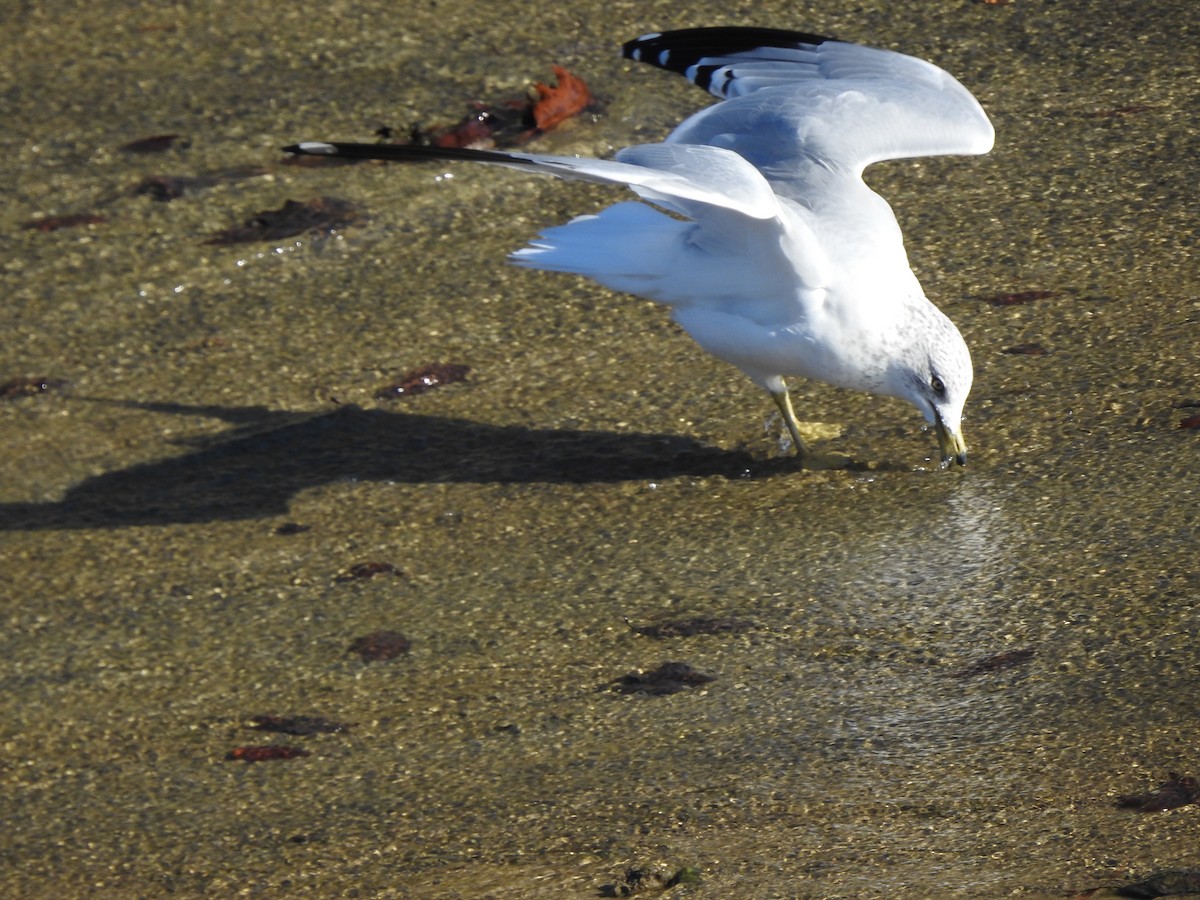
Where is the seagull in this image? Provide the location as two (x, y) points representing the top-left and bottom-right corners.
(285, 26), (994, 467)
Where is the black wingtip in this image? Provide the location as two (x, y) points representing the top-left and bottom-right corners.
(281, 140), (537, 167)
(622, 26), (836, 67)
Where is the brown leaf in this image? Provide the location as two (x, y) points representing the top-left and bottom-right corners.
(375, 362), (470, 399)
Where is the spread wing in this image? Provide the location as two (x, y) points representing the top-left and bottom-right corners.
(284, 28), (994, 325)
(282, 141), (780, 220)
(282, 141), (829, 319)
(623, 27), (995, 176)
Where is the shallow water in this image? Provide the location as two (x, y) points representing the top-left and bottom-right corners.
(1, 1), (1198, 897)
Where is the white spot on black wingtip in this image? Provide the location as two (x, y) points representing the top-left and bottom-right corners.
(296, 141), (337, 155)
(623, 32), (662, 61)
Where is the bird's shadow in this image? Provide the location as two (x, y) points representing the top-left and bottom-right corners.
(0, 399), (791, 530)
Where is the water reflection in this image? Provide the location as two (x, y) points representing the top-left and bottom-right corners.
(779, 475), (1033, 759)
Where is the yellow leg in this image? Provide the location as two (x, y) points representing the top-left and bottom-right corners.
(769, 388), (809, 457)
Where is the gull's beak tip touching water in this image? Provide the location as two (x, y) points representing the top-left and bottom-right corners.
(285, 26), (994, 470)
(936, 418), (969, 469)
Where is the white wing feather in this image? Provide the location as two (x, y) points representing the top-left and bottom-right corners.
(665, 40), (994, 176)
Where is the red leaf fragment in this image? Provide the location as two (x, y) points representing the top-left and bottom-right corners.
(375, 362), (471, 399)
(425, 107), (515, 150)
(1116, 772), (1200, 812)
(1178, 415), (1200, 430)
(226, 745), (310, 762)
(349, 630), (411, 661)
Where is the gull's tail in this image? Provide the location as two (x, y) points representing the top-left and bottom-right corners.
(511, 201), (685, 298)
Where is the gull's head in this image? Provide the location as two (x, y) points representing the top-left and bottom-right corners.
(887, 304), (973, 467)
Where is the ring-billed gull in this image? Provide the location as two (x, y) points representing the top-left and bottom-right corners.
(285, 26), (994, 467)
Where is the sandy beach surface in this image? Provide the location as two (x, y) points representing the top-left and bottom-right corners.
(1, 1), (1197, 896)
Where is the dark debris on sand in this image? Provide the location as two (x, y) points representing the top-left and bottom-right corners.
(610, 662), (716, 696)
(1115, 772), (1200, 813)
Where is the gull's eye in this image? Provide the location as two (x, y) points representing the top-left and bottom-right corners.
(930, 375), (946, 395)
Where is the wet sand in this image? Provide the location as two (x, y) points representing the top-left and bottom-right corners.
(1, 1), (1198, 896)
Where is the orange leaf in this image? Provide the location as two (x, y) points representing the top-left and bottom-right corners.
(531, 66), (592, 132)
